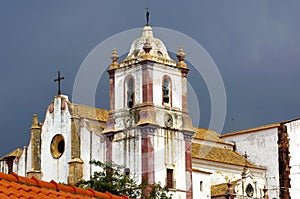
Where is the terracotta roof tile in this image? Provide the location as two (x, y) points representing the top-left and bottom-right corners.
(70, 104), (108, 122)
(0, 172), (129, 199)
(193, 128), (229, 144)
(211, 181), (238, 197)
(192, 143), (263, 169)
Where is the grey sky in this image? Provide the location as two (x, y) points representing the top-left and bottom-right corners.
(0, 1), (299, 156)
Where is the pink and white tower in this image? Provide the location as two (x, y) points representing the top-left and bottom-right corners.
(104, 25), (195, 199)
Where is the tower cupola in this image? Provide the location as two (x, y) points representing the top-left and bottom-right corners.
(121, 26), (176, 67)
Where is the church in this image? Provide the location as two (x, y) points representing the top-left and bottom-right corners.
(0, 23), (297, 199)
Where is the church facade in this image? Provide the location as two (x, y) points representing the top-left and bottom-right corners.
(1, 25), (291, 199)
(221, 119), (300, 199)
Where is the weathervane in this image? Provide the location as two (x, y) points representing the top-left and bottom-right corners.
(146, 8), (150, 26)
(54, 70), (64, 95)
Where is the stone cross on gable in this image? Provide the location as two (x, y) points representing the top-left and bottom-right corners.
(54, 70), (64, 95)
(243, 151), (249, 168)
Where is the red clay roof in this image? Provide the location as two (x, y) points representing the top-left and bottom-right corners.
(0, 172), (130, 199)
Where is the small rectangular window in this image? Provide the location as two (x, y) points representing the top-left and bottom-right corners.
(166, 168), (174, 188)
(200, 181), (203, 192)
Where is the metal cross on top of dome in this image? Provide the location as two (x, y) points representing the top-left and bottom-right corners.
(146, 8), (150, 26)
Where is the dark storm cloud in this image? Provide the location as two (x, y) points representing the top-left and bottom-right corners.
(0, 1), (299, 156)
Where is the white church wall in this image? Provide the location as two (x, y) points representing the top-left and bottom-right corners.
(154, 129), (165, 185)
(154, 129), (188, 198)
(193, 158), (265, 185)
(40, 96), (72, 183)
(222, 128), (280, 198)
(91, 131), (106, 174)
(286, 119), (300, 198)
(192, 171), (211, 199)
(193, 157), (266, 198)
(173, 135), (186, 193)
(80, 125), (91, 180)
(112, 129), (142, 183)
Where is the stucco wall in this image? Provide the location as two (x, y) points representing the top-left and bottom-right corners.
(222, 128), (280, 198)
(192, 171), (211, 199)
(112, 129), (142, 183)
(154, 129), (187, 199)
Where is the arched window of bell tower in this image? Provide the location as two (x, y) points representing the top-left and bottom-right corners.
(162, 76), (172, 105)
(125, 76), (135, 108)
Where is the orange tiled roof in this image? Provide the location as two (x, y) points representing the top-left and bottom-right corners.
(192, 143), (262, 169)
(0, 172), (129, 199)
(193, 128), (229, 145)
(70, 103), (108, 122)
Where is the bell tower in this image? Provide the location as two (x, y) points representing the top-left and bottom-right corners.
(104, 25), (194, 199)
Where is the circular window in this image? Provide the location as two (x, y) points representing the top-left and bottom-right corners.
(50, 134), (65, 159)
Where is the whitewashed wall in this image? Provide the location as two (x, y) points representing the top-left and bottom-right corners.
(91, 131), (106, 174)
(112, 129), (142, 183)
(81, 125), (91, 180)
(222, 128), (280, 198)
(192, 171), (211, 199)
(154, 129), (187, 199)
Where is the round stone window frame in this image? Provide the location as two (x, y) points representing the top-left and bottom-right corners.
(50, 134), (65, 159)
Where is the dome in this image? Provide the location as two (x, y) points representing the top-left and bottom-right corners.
(121, 26), (176, 67)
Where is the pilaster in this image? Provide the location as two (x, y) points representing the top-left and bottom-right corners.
(105, 133), (114, 163)
(278, 124), (291, 199)
(184, 131), (194, 199)
(68, 118), (83, 184)
(141, 127), (155, 196)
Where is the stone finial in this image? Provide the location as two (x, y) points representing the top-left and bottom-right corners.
(176, 45), (187, 68)
(176, 45), (186, 61)
(143, 38), (152, 54)
(109, 48), (120, 70)
(111, 48), (119, 62)
(31, 114), (40, 129)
